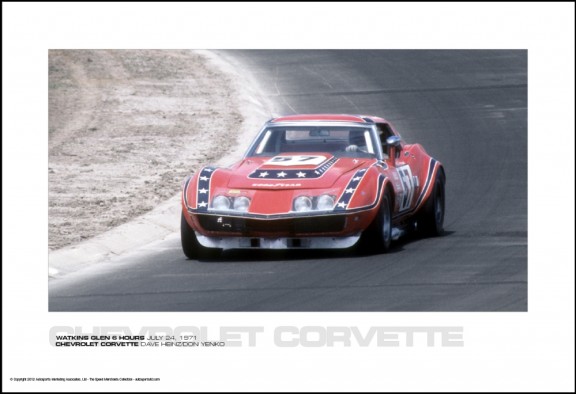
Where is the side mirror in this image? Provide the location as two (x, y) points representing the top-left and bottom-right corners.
(386, 136), (402, 162)
(386, 136), (401, 147)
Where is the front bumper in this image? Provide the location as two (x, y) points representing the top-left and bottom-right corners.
(196, 233), (361, 250)
(184, 205), (379, 242)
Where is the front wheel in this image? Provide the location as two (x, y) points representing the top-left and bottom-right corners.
(181, 212), (221, 260)
(359, 190), (393, 254)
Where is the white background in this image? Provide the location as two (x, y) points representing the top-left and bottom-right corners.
(3, 2), (574, 392)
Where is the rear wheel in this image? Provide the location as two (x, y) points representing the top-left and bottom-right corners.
(181, 212), (221, 260)
(418, 174), (445, 237)
(360, 190), (393, 254)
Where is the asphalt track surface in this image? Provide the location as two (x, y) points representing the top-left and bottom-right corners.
(50, 50), (527, 311)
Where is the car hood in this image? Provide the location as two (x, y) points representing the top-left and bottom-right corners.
(226, 154), (374, 189)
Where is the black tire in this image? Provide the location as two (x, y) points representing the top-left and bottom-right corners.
(360, 190), (393, 254)
(181, 212), (221, 260)
(418, 173), (445, 237)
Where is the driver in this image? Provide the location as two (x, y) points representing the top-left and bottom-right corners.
(345, 130), (367, 152)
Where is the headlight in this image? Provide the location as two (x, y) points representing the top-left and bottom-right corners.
(294, 196), (313, 212)
(317, 194), (335, 210)
(233, 196), (251, 212)
(212, 195), (231, 210)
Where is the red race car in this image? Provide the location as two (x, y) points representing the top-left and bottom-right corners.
(181, 114), (445, 259)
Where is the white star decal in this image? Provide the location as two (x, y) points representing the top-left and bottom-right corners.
(199, 188), (208, 194)
(337, 202), (347, 208)
(352, 176), (362, 181)
(198, 201), (208, 208)
(259, 171), (269, 177)
(345, 188), (355, 194)
(296, 171), (307, 178)
(199, 176), (209, 181)
(277, 171), (287, 178)
(203, 168), (213, 172)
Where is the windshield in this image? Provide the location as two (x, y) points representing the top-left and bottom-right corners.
(246, 125), (379, 159)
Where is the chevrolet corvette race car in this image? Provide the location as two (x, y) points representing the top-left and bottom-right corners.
(181, 114), (445, 259)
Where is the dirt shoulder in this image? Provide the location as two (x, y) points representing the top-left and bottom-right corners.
(49, 50), (246, 251)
